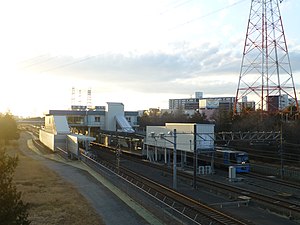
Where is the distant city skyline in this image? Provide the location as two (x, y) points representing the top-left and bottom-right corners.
(1, 0), (299, 117)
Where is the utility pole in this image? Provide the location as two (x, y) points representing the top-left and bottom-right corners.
(173, 129), (177, 190)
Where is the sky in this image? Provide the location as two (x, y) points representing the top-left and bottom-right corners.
(0, 0), (300, 117)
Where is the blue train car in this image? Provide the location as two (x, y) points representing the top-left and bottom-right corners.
(215, 148), (250, 173)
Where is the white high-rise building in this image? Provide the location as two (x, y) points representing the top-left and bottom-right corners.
(195, 92), (203, 99)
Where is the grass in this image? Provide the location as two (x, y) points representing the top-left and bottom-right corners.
(6, 136), (105, 225)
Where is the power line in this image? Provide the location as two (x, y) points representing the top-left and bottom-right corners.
(169, 0), (248, 30)
(159, 0), (194, 15)
(38, 55), (96, 73)
(19, 55), (59, 69)
(17, 54), (49, 65)
(18, 0), (248, 74)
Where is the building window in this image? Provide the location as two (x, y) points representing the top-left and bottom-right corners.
(67, 116), (84, 124)
(95, 117), (100, 123)
(126, 117), (131, 123)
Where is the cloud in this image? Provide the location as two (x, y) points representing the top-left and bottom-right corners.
(290, 51), (300, 72)
(20, 42), (243, 97)
(26, 40), (300, 98)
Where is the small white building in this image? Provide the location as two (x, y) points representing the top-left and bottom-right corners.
(39, 115), (70, 151)
(144, 123), (215, 164)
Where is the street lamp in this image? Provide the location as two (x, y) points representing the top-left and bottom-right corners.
(150, 129), (177, 190)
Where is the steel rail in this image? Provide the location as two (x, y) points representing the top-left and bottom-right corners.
(93, 143), (300, 220)
(138, 159), (300, 219)
(81, 152), (249, 225)
(243, 173), (300, 190)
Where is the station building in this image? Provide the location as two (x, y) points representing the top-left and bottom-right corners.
(39, 102), (139, 155)
(47, 102), (138, 135)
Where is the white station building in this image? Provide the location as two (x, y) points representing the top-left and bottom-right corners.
(47, 102), (137, 134)
(144, 123), (215, 164)
(39, 102), (137, 157)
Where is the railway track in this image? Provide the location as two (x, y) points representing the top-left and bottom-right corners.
(191, 173), (300, 219)
(243, 173), (300, 190)
(150, 160), (300, 220)
(80, 151), (250, 225)
(90, 143), (300, 220)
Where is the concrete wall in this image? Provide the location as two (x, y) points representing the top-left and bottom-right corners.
(39, 129), (55, 150)
(67, 135), (79, 156)
(39, 129), (67, 151)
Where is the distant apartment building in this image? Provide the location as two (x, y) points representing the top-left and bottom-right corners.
(169, 92), (203, 110)
(267, 95), (291, 112)
(169, 98), (200, 110)
(169, 92), (237, 112)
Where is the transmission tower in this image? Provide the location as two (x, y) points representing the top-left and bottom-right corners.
(87, 88), (92, 109)
(71, 86), (76, 106)
(234, 0), (299, 116)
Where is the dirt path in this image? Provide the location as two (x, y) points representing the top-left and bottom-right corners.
(7, 133), (105, 225)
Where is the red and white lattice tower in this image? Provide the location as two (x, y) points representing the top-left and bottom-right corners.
(234, 0), (298, 115)
(87, 88), (92, 109)
(71, 86), (76, 106)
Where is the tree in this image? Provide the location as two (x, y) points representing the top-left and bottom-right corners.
(188, 111), (208, 124)
(0, 114), (20, 145)
(231, 111), (281, 132)
(0, 148), (30, 225)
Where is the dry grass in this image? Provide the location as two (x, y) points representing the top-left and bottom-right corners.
(6, 139), (105, 225)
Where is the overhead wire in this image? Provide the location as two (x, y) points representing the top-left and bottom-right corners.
(159, 0), (195, 15)
(17, 54), (49, 65)
(18, 0), (194, 71)
(19, 0), (248, 74)
(169, 0), (248, 30)
(38, 55), (96, 73)
(20, 55), (59, 69)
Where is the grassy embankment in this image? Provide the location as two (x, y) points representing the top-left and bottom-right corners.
(6, 138), (105, 225)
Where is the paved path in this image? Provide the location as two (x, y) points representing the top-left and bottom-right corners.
(21, 132), (164, 225)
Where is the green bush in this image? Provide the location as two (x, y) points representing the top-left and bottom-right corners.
(0, 148), (30, 225)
